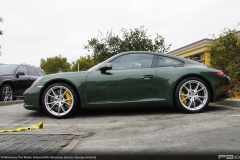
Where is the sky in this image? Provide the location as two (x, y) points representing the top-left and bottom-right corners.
(0, 0), (240, 67)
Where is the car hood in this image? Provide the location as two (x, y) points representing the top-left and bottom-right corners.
(0, 73), (14, 77)
(33, 71), (91, 86)
(46, 71), (91, 78)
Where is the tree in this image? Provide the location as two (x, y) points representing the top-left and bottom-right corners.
(40, 54), (71, 75)
(71, 54), (94, 71)
(84, 26), (171, 64)
(209, 28), (240, 98)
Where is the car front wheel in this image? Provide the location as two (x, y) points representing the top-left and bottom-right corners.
(0, 84), (13, 101)
(174, 77), (210, 113)
(42, 83), (79, 118)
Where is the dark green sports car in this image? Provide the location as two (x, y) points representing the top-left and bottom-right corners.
(23, 51), (231, 118)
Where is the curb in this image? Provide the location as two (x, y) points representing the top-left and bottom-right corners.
(215, 99), (240, 108)
(0, 100), (24, 106)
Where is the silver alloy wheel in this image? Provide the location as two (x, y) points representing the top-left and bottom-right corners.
(2, 86), (13, 101)
(44, 85), (74, 116)
(178, 80), (208, 111)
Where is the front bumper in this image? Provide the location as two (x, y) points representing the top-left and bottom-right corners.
(23, 104), (41, 111)
(23, 86), (42, 111)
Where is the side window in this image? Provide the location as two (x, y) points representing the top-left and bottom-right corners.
(37, 69), (44, 76)
(158, 56), (183, 67)
(27, 66), (36, 76)
(18, 66), (28, 75)
(111, 54), (153, 70)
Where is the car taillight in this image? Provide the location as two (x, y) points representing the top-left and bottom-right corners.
(216, 72), (226, 76)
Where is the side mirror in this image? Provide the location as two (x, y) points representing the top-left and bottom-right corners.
(100, 63), (112, 73)
(16, 72), (25, 78)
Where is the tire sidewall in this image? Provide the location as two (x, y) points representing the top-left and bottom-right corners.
(42, 83), (79, 118)
(174, 77), (210, 113)
(0, 84), (13, 101)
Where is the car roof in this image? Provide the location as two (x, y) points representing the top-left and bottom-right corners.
(0, 63), (45, 72)
(110, 51), (200, 65)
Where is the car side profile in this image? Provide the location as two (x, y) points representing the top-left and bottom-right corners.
(23, 51), (231, 118)
(0, 64), (45, 101)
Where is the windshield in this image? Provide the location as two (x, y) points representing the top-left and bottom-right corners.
(87, 54), (120, 71)
(87, 61), (105, 72)
(87, 52), (129, 71)
(0, 64), (18, 73)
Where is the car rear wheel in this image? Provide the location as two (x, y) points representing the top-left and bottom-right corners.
(0, 84), (13, 101)
(42, 83), (79, 118)
(174, 77), (210, 113)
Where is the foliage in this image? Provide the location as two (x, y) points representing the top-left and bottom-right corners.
(84, 26), (171, 64)
(209, 28), (240, 98)
(71, 54), (94, 71)
(40, 55), (71, 75)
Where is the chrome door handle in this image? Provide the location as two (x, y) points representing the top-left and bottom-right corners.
(141, 75), (154, 79)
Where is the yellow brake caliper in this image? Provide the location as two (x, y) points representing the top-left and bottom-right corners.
(65, 91), (72, 108)
(180, 91), (187, 105)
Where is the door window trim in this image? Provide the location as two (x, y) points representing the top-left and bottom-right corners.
(109, 53), (155, 70)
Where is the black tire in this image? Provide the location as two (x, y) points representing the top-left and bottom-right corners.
(42, 83), (79, 118)
(0, 84), (14, 101)
(174, 77), (210, 113)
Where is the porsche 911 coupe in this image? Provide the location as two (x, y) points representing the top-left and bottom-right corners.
(23, 51), (231, 118)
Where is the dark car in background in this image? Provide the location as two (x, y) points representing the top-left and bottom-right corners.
(0, 63), (45, 101)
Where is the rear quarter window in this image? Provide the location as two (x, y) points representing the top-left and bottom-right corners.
(36, 69), (45, 76)
(27, 66), (36, 76)
(158, 56), (183, 67)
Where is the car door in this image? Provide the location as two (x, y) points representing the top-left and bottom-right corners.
(14, 65), (31, 96)
(151, 55), (185, 99)
(86, 53), (156, 103)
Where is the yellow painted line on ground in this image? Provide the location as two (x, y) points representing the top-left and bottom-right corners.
(0, 122), (44, 133)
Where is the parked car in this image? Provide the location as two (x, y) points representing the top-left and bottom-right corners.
(23, 51), (231, 118)
(0, 64), (45, 101)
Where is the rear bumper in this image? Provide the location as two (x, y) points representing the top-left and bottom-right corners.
(211, 75), (231, 102)
(216, 91), (231, 101)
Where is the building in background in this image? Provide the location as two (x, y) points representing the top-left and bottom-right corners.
(167, 31), (240, 66)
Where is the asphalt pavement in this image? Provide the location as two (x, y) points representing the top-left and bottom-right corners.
(0, 100), (240, 160)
